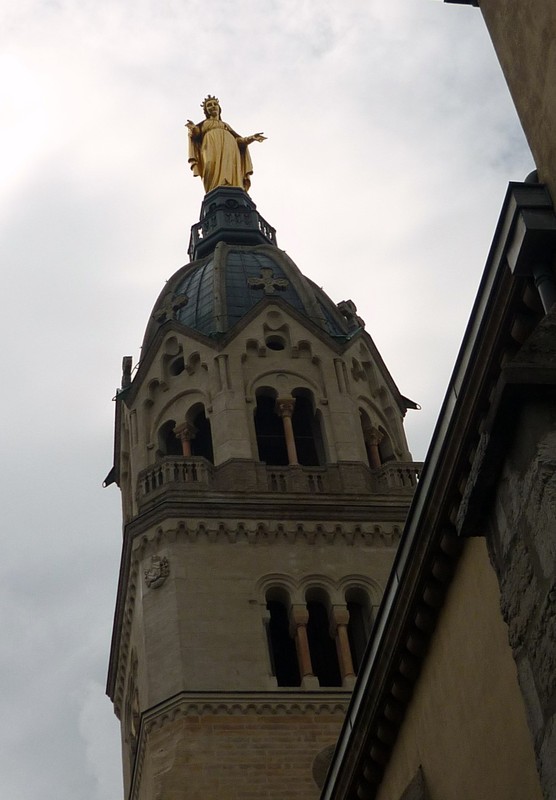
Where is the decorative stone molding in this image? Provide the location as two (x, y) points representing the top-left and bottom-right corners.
(145, 691), (350, 729)
(144, 555), (170, 589)
(113, 558), (139, 719)
(256, 572), (382, 608)
(131, 519), (402, 554)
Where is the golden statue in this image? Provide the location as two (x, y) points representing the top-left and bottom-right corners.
(186, 96), (266, 194)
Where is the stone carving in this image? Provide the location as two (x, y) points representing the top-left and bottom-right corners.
(153, 292), (189, 324)
(337, 299), (365, 330)
(248, 267), (289, 295)
(144, 555), (170, 589)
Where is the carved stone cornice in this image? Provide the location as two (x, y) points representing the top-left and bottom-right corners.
(129, 519), (403, 554)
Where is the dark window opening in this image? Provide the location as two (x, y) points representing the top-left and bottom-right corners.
(347, 600), (371, 674)
(189, 408), (214, 463)
(379, 426), (395, 463)
(306, 601), (341, 686)
(255, 394), (288, 465)
(359, 410), (373, 468)
(266, 335), (286, 351)
(291, 394), (325, 466)
(169, 357), (185, 376)
(266, 600), (300, 686)
(158, 419), (181, 456)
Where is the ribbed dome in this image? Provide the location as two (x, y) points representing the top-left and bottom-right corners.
(142, 187), (358, 352)
(143, 242), (352, 350)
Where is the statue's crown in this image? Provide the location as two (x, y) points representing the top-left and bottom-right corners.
(201, 95), (220, 113)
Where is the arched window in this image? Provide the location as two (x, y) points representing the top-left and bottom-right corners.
(291, 390), (325, 466)
(378, 425), (395, 464)
(345, 588), (373, 674)
(306, 591), (341, 687)
(255, 389), (288, 465)
(266, 591), (300, 687)
(157, 419), (181, 456)
(188, 405), (214, 463)
(359, 410), (373, 467)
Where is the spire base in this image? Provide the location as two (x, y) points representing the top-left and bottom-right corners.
(188, 186), (277, 261)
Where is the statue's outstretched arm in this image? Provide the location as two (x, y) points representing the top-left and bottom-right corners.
(238, 133), (267, 146)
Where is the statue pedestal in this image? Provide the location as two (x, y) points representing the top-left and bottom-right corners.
(188, 186), (277, 260)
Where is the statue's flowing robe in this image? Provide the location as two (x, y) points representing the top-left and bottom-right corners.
(188, 118), (254, 193)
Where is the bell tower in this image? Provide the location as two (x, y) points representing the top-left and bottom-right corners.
(106, 138), (420, 798)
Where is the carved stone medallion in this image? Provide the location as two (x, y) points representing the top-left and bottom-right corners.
(144, 555), (170, 589)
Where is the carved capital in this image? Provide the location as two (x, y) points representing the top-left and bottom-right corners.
(330, 605), (350, 633)
(275, 397), (296, 418)
(289, 603), (309, 631)
(366, 426), (384, 447)
(173, 422), (197, 442)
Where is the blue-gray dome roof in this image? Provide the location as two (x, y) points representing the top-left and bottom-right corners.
(143, 242), (352, 349)
(142, 187), (356, 351)
(176, 250), (307, 334)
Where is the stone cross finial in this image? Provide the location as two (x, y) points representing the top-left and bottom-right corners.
(247, 267), (289, 295)
(153, 291), (189, 323)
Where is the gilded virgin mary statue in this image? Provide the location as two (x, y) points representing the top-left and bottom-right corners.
(186, 95), (266, 194)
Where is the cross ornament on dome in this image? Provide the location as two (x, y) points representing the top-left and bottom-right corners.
(153, 291), (189, 323)
(247, 267), (289, 295)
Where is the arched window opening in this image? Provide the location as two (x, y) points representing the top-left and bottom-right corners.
(378, 426), (395, 463)
(255, 391), (288, 465)
(306, 598), (341, 687)
(345, 588), (373, 674)
(291, 390), (325, 467)
(188, 406), (214, 463)
(359, 410), (373, 467)
(359, 410), (382, 469)
(265, 335), (286, 351)
(157, 420), (181, 456)
(266, 595), (300, 687)
(169, 356), (185, 376)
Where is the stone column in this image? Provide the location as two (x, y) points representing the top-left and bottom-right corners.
(275, 398), (298, 466)
(331, 606), (356, 688)
(363, 424), (383, 469)
(289, 604), (318, 688)
(173, 422), (196, 457)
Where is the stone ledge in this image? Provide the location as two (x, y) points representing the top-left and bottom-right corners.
(143, 691), (351, 732)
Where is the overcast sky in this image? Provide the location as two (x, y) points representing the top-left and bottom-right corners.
(0, 1), (533, 798)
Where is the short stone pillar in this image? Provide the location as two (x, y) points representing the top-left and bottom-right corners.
(330, 605), (356, 688)
(173, 422), (196, 457)
(289, 604), (319, 689)
(275, 398), (299, 466)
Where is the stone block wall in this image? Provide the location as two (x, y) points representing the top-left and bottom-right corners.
(134, 701), (346, 800)
(488, 397), (556, 797)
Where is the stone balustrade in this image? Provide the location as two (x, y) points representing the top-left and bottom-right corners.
(136, 457), (422, 507)
(375, 462), (423, 491)
(137, 457), (213, 500)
